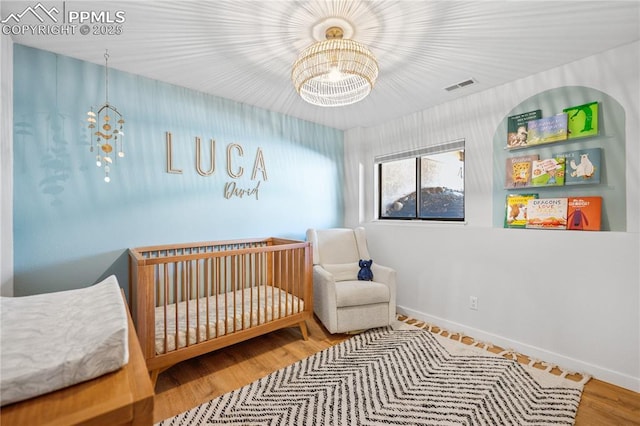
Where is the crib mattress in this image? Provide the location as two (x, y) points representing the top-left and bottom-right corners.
(0, 275), (129, 406)
(155, 285), (303, 354)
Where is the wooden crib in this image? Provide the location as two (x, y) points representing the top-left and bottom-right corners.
(128, 237), (312, 383)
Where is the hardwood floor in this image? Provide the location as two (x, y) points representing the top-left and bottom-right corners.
(154, 317), (640, 424)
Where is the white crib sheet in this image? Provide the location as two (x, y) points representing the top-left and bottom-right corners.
(0, 275), (129, 406)
(155, 285), (304, 354)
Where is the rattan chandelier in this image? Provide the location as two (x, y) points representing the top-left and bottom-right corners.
(291, 25), (378, 107)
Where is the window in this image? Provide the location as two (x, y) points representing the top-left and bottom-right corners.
(377, 139), (465, 221)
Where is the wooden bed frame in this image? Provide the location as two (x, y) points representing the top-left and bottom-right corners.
(129, 237), (313, 383)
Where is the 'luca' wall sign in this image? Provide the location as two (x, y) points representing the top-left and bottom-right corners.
(165, 131), (267, 200)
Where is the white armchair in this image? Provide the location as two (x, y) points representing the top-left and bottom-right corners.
(306, 227), (397, 334)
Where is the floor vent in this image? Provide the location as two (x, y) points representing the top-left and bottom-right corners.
(445, 78), (477, 92)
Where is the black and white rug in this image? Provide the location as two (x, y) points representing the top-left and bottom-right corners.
(157, 327), (585, 425)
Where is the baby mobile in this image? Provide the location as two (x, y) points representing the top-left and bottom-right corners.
(87, 49), (125, 183)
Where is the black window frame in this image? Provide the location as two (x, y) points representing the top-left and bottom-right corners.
(376, 139), (465, 221)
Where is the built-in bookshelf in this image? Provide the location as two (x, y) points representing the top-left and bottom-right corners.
(492, 86), (627, 231)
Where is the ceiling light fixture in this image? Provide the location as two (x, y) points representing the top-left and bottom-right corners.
(291, 22), (378, 107)
(87, 49), (125, 183)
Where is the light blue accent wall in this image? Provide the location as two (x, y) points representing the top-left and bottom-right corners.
(13, 45), (344, 296)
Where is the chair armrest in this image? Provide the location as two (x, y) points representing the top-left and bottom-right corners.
(312, 265), (339, 333)
(371, 264), (395, 286)
(313, 264), (335, 284)
(371, 264), (397, 323)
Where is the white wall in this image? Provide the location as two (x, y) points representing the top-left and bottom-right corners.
(1, 34), (13, 296)
(344, 41), (640, 392)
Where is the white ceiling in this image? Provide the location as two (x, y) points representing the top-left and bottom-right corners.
(3, 1), (640, 130)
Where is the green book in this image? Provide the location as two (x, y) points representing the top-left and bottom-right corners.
(563, 101), (598, 139)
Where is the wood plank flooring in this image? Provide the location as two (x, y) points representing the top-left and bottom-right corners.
(154, 316), (640, 425)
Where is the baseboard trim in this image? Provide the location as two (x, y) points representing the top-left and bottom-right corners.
(396, 305), (640, 393)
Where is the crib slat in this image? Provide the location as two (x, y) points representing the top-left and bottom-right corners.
(224, 256), (229, 335)
(205, 258), (211, 341)
(183, 261), (190, 347)
(273, 251), (278, 319)
(257, 252), (262, 325)
(195, 259), (200, 345)
(163, 263), (169, 355)
(216, 256), (221, 339)
(285, 249), (290, 317)
(240, 253), (245, 331)
(173, 263), (179, 353)
(297, 247), (302, 313)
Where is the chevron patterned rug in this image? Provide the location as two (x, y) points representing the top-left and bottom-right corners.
(157, 327), (585, 425)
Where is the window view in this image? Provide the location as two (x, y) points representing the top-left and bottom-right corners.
(379, 158), (416, 219)
(378, 141), (465, 221)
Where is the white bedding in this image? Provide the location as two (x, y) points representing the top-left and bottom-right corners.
(155, 285), (303, 354)
(0, 275), (129, 406)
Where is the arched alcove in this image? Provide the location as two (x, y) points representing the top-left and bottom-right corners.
(492, 86), (626, 231)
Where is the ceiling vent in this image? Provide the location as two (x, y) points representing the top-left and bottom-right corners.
(444, 78), (477, 92)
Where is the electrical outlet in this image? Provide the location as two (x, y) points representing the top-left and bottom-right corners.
(469, 296), (478, 310)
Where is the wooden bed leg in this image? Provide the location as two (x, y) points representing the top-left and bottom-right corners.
(149, 370), (160, 387)
(299, 321), (309, 341)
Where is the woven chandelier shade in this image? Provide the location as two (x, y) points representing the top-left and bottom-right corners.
(291, 27), (378, 107)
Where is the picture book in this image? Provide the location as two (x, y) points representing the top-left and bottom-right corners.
(567, 196), (602, 231)
(526, 198), (568, 230)
(504, 193), (538, 228)
(563, 101), (599, 139)
(554, 147), (601, 185)
(506, 109), (542, 148)
(530, 157), (566, 186)
(504, 154), (539, 188)
(526, 113), (568, 146)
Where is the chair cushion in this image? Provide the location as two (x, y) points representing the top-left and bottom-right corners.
(335, 280), (390, 308)
(321, 263), (359, 282)
(314, 229), (361, 265)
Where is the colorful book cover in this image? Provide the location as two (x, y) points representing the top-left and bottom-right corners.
(504, 193), (538, 228)
(566, 196), (602, 231)
(504, 154), (539, 188)
(554, 147), (601, 185)
(531, 157), (566, 186)
(526, 198), (568, 230)
(526, 113), (568, 146)
(563, 101), (599, 139)
(506, 109), (542, 148)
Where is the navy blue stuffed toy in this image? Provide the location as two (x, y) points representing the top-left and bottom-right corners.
(358, 259), (374, 281)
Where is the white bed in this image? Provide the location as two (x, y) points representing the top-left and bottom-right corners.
(0, 275), (129, 406)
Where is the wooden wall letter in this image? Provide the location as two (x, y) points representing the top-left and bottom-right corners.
(166, 131), (183, 174)
(226, 143), (244, 178)
(195, 137), (215, 176)
(251, 148), (267, 181)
